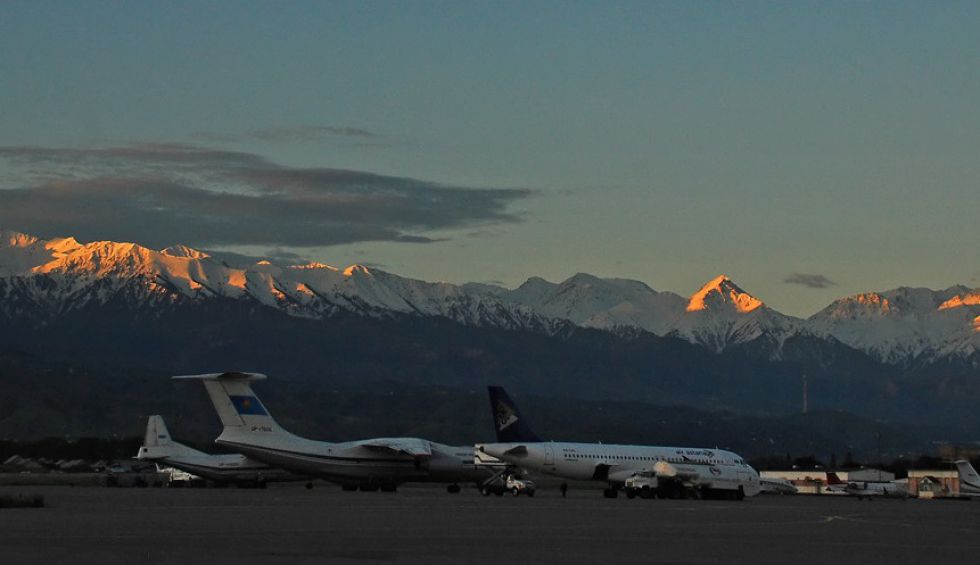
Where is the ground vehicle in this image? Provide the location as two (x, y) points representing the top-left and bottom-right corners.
(624, 471), (659, 499)
(481, 474), (536, 497)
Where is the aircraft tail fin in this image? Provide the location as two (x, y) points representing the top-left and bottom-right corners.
(172, 372), (287, 437)
(136, 415), (208, 460)
(487, 386), (541, 443)
(826, 472), (845, 485)
(954, 460), (980, 493)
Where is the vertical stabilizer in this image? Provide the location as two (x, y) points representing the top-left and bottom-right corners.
(955, 460), (980, 494)
(826, 472), (845, 485)
(137, 415), (208, 460)
(487, 386), (541, 443)
(172, 372), (287, 437)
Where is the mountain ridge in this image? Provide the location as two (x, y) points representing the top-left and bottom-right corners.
(1, 229), (977, 367)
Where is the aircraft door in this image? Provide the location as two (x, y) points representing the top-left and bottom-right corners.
(544, 443), (554, 467)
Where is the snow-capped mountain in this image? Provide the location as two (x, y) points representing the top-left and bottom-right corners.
(809, 286), (980, 366)
(666, 275), (801, 353)
(501, 273), (687, 335)
(0, 229), (560, 333)
(0, 230), (976, 366)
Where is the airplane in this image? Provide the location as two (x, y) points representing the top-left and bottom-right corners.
(759, 477), (798, 495)
(827, 470), (907, 499)
(174, 372), (499, 492)
(844, 480), (908, 499)
(476, 386), (762, 499)
(824, 471), (849, 494)
(953, 459), (980, 496)
(136, 415), (301, 487)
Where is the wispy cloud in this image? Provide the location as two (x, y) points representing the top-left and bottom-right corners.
(784, 273), (837, 289)
(0, 143), (531, 249)
(193, 125), (379, 143)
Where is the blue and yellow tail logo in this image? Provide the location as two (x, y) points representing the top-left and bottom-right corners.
(229, 395), (268, 416)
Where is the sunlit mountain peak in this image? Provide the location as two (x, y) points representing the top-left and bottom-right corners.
(45, 236), (81, 255)
(686, 274), (763, 313)
(160, 244), (210, 260)
(939, 292), (980, 311)
(343, 264), (371, 276)
(289, 262), (338, 271)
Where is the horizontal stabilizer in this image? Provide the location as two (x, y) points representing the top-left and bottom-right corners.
(172, 372), (267, 381)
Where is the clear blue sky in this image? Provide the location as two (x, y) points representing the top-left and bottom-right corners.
(1, 1), (977, 316)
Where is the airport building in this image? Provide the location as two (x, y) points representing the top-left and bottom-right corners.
(906, 469), (960, 498)
(760, 469), (895, 495)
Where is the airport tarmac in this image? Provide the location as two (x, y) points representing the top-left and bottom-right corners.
(2, 484), (979, 565)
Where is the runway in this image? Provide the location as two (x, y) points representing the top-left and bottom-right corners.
(2, 484), (979, 564)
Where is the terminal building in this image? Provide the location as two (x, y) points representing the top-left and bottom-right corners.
(760, 469), (895, 495)
(761, 468), (964, 497)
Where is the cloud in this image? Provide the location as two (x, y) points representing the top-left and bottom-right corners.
(0, 143), (532, 249)
(784, 273), (837, 289)
(193, 125), (379, 143)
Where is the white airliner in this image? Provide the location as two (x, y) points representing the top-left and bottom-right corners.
(954, 459), (980, 496)
(175, 372), (497, 492)
(477, 387), (762, 499)
(136, 415), (300, 486)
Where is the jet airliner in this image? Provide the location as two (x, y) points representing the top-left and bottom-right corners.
(136, 415), (301, 486)
(177, 372), (498, 492)
(477, 387), (761, 499)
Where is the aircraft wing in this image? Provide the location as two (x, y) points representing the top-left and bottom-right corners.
(358, 438), (432, 458)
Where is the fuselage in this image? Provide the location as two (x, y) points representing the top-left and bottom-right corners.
(154, 453), (297, 484)
(479, 441), (761, 496)
(844, 481), (907, 498)
(218, 428), (492, 486)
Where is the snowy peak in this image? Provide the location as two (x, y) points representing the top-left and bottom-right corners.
(0, 229), (975, 366)
(939, 291), (980, 311)
(686, 275), (763, 314)
(343, 264), (372, 277)
(288, 262), (338, 271)
(814, 292), (893, 320)
(161, 244), (210, 260)
(809, 286), (980, 364)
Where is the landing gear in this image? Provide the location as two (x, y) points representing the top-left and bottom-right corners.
(379, 484), (397, 493)
(359, 484), (380, 492)
(603, 487), (619, 499)
(736, 486), (745, 501)
(341, 484), (358, 492)
(305, 482), (314, 490)
(446, 484), (461, 494)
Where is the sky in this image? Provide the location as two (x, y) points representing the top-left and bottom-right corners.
(1, 1), (977, 317)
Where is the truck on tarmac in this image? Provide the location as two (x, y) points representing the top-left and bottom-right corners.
(624, 471), (659, 499)
(481, 474), (536, 497)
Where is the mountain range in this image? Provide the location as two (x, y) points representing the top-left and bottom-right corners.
(2, 229), (979, 448)
(1, 229), (977, 368)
